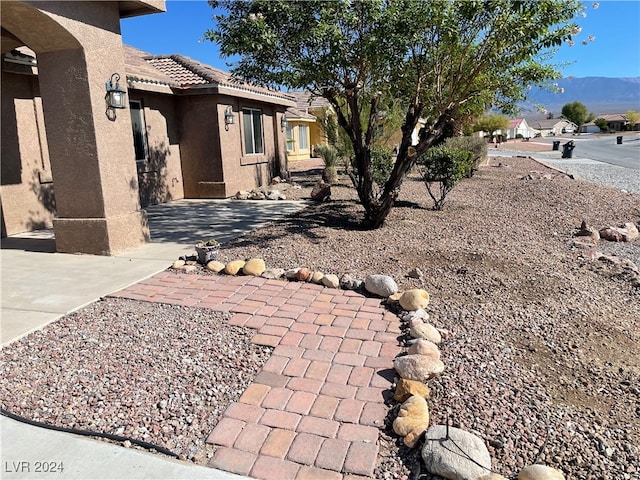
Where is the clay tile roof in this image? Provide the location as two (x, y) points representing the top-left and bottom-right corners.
(146, 55), (209, 87)
(285, 107), (316, 121)
(290, 90), (331, 110)
(124, 45), (176, 86)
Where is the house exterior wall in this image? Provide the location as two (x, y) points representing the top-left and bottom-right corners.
(286, 120), (313, 162)
(0, 69), (55, 235)
(178, 94), (286, 198)
(129, 90), (185, 206)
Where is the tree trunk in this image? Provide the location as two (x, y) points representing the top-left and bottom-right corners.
(361, 111), (452, 229)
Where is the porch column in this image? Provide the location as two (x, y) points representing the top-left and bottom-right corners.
(33, 2), (149, 255)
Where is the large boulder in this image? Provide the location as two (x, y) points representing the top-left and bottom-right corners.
(422, 425), (492, 480)
(400, 289), (430, 311)
(518, 465), (565, 480)
(393, 395), (430, 448)
(394, 354), (444, 382)
(364, 274), (398, 297)
(243, 258), (266, 276)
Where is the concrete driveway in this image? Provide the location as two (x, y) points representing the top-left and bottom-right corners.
(1, 198), (308, 344)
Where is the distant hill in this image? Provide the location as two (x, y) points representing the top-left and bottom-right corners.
(520, 77), (640, 119)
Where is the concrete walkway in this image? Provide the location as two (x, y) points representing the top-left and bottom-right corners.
(1, 199), (308, 480)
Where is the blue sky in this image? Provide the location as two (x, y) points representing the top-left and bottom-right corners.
(121, 0), (640, 79)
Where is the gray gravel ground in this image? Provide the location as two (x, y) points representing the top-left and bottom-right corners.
(1, 156), (639, 480)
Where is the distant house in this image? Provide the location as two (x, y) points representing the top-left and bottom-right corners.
(507, 118), (538, 139)
(0, 0), (294, 255)
(530, 119), (578, 136)
(579, 122), (601, 134)
(285, 92), (332, 162)
(597, 113), (627, 132)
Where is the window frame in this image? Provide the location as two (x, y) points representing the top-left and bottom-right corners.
(298, 124), (309, 151)
(242, 107), (265, 155)
(129, 100), (148, 163)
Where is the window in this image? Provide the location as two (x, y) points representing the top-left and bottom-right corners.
(242, 107), (264, 155)
(129, 100), (148, 162)
(286, 123), (294, 151)
(298, 124), (309, 150)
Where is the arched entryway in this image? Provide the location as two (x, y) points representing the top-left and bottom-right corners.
(1, 1), (151, 255)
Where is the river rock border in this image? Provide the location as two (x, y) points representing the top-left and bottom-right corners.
(170, 257), (569, 480)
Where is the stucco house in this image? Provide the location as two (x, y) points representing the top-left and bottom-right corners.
(530, 118), (577, 136)
(284, 91), (332, 162)
(507, 118), (538, 139)
(1, 1), (293, 255)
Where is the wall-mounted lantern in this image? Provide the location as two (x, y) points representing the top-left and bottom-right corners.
(281, 115), (288, 132)
(224, 106), (234, 131)
(105, 73), (127, 109)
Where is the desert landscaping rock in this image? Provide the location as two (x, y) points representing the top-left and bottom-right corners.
(206, 260), (226, 273)
(172, 259), (186, 269)
(407, 339), (441, 359)
(224, 260), (245, 275)
(285, 268), (300, 279)
(422, 425), (492, 480)
(399, 289), (430, 311)
(261, 268), (285, 279)
(295, 267), (311, 282)
(311, 271), (324, 284)
(394, 378), (432, 403)
(409, 322), (442, 344)
(401, 309), (430, 322)
(394, 354), (445, 382)
(393, 395), (430, 448)
(321, 274), (340, 289)
(242, 258), (266, 276)
(518, 464), (566, 480)
(364, 274), (398, 297)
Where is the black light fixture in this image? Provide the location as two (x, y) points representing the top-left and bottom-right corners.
(224, 106), (234, 131)
(105, 73), (127, 109)
(281, 115), (288, 132)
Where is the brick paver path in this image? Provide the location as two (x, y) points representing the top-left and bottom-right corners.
(111, 272), (403, 480)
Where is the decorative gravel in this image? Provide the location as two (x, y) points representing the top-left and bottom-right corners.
(0, 300), (272, 462)
(1, 155), (639, 479)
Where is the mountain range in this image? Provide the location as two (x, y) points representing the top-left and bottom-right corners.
(519, 76), (640, 119)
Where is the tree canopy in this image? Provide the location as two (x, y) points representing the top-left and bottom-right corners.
(561, 101), (592, 128)
(207, 0), (585, 227)
(474, 115), (511, 137)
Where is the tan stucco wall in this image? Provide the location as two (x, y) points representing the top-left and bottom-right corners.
(130, 91), (185, 206)
(2, 1), (150, 254)
(179, 94), (287, 198)
(1, 70), (55, 235)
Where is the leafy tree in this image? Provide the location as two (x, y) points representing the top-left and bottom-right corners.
(561, 101), (591, 129)
(626, 110), (639, 131)
(207, 0), (584, 228)
(594, 117), (608, 132)
(473, 114), (510, 140)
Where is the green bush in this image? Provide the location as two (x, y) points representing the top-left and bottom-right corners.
(443, 136), (487, 177)
(370, 147), (394, 188)
(417, 146), (474, 210)
(315, 144), (339, 168)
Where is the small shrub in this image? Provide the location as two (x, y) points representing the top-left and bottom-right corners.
(315, 144), (338, 168)
(443, 136), (487, 177)
(370, 147), (394, 188)
(417, 146), (474, 210)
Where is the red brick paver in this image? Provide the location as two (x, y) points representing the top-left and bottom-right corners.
(111, 272), (402, 479)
